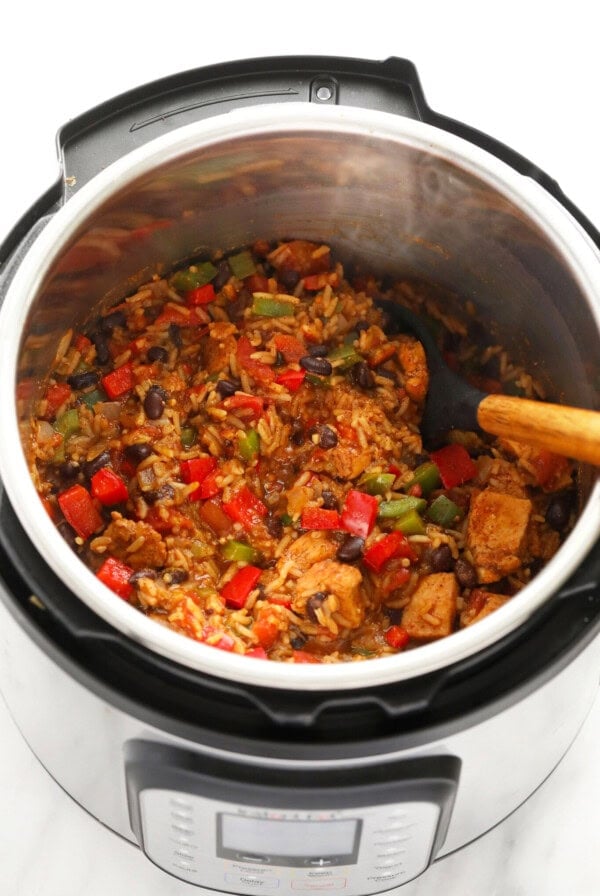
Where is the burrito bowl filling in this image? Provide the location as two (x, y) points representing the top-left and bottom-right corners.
(29, 239), (576, 663)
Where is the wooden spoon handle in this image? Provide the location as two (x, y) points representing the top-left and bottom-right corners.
(477, 394), (600, 465)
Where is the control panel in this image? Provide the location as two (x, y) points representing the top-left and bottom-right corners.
(125, 741), (460, 894)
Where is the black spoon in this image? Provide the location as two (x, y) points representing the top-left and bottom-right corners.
(376, 297), (600, 464)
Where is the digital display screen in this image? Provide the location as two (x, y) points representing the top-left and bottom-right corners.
(218, 814), (360, 864)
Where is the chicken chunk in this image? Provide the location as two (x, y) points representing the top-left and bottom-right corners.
(285, 531), (337, 573)
(307, 443), (372, 481)
(396, 336), (429, 403)
(202, 330), (237, 375)
(460, 589), (509, 628)
(92, 516), (167, 570)
(402, 573), (458, 639)
(294, 559), (364, 629)
(467, 490), (532, 583)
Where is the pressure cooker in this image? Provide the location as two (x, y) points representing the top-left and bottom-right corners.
(0, 56), (598, 893)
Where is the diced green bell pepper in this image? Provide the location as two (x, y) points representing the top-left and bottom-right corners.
(305, 373), (331, 388)
(426, 495), (464, 527)
(221, 539), (259, 564)
(55, 408), (80, 440)
(79, 387), (107, 409)
(180, 426), (197, 448)
(378, 496), (427, 519)
(360, 472), (396, 496)
(403, 462), (441, 497)
(393, 508), (426, 535)
(238, 428), (260, 462)
(170, 261), (218, 292)
(228, 250), (257, 280)
(251, 294), (296, 317)
(327, 342), (363, 370)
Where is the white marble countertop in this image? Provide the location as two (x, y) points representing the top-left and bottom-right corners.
(1, 3), (599, 894)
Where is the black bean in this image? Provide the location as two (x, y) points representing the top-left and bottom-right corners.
(429, 544), (454, 573)
(306, 592), (327, 623)
(266, 514), (284, 539)
(216, 378), (240, 398)
(336, 535), (365, 563)
(545, 492), (573, 532)
(355, 320), (370, 333)
(227, 287), (252, 320)
(349, 360), (375, 389)
(455, 558), (478, 589)
(299, 355), (333, 376)
(290, 421), (305, 446)
(290, 631), (308, 650)
(279, 269), (301, 290)
(67, 370), (100, 390)
(56, 461), (80, 481)
(384, 607), (404, 625)
(82, 450), (111, 479)
(308, 343), (329, 357)
(144, 388), (165, 420)
(124, 442), (152, 465)
(163, 568), (188, 585)
(321, 490), (338, 510)
(169, 323), (183, 348)
(274, 351), (286, 367)
(213, 260), (232, 291)
(91, 332), (110, 365)
(145, 483), (175, 504)
(147, 345), (169, 363)
(129, 568), (158, 583)
(318, 425), (338, 449)
(100, 309), (126, 333)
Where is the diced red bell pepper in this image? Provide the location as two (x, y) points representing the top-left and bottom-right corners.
(58, 484), (103, 540)
(45, 382), (72, 417)
(220, 565), (262, 609)
(530, 448), (570, 489)
(154, 305), (209, 328)
(245, 646), (268, 659)
(301, 507), (342, 530)
(91, 467), (129, 505)
(223, 393), (265, 418)
(430, 444), (477, 489)
(180, 456), (218, 501)
(199, 499), (232, 535)
(74, 333), (92, 354)
(236, 335), (275, 384)
(252, 607), (280, 649)
(292, 650), (321, 663)
(302, 271), (340, 291)
(340, 490), (378, 538)
(385, 625), (411, 649)
(186, 283), (216, 305)
(203, 629), (236, 651)
(244, 274), (270, 293)
(222, 486), (268, 531)
(96, 556), (134, 601)
(273, 333), (306, 364)
(275, 368), (306, 392)
(143, 505), (194, 534)
(197, 469), (222, 500)
(336, 422), (358, 443)
(363, 531), (417, 573)
(101, 362), (134, 400)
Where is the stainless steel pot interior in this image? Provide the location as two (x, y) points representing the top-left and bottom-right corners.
(1, 104), (598, 690)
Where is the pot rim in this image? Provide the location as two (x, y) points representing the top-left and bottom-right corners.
(1, 102), (598, 691)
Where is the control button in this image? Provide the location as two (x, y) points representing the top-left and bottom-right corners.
(173, 861), (197, 873)
(225, 872), (279, 888)
(374, 859), (404, 869)
(374, 834), (409, 844)
(376, 847), (406, 856)
(367, 871), (404, 883)
(236, 853), (271, 864)
(291, 878), (347, 891)
(305, 858), (335, 867)
(171, 823), (194, 835)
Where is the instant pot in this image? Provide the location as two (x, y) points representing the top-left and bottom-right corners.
(0, 56), (599, 893)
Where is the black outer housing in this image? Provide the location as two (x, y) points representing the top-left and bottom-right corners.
(0, 56), (599, 754)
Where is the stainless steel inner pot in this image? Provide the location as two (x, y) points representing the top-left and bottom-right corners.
(0, 103), (598, 691)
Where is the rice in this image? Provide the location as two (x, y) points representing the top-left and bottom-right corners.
(29, 239), (575, 664)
